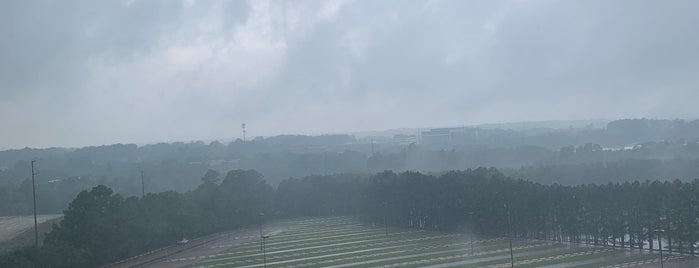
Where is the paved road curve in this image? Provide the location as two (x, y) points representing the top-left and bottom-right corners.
(0, 214), (62, 243)
(105, 226), (285, 268)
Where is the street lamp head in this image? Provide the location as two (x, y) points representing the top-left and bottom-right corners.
(654, 229), (666, 233)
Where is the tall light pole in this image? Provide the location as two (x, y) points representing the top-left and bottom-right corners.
(31, 160), (38, 247)
(655, 229), (665, 268)
(382, 201), (388, 236)
(468, 211), (475, 256)
(506, 204), (514, 268)
(262, 235), (270, 268)
(258, 212), (265, 251)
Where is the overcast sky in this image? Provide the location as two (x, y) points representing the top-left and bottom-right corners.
(1, 0), (698, 149)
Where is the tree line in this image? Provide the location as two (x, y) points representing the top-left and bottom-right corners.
(4, 139), (699, 217)
(2, 124), (699, 217)
(0, 169), (273, 267)
(277, 169), (699, 254)
(3, 167), (699, 267)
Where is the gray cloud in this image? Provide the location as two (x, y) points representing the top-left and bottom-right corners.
(1, 0), (698, 149)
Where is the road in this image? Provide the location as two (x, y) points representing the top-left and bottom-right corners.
(106, 226), (286, 268)
(0, 214), (62, 243)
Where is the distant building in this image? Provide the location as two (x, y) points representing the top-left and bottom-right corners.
(420, 127), (481, 147)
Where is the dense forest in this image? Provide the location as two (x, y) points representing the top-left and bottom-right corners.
(3, 168), (699, 267)
(0, 170), (274, 267)
(1, 119), (699, 216)
(279, 169), (699, 254)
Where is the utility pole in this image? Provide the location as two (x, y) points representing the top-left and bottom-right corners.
(383, 201), (388, 236)
(506, 204), (514, 268)
(141, 171), (145, 197)
(655, 229), (665, 268)
(259, 212), (265, 251)
(469, 211), (475, 256)
(31, 160), (38, 247)
(262, 235), (269, 268)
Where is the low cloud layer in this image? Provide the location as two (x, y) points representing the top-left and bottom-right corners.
(1, 0), (698, 149)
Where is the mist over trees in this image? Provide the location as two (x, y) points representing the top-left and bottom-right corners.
(1, 119), (698, 215)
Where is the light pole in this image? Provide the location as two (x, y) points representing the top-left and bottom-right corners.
(654, 229), (665, 268)
(506, 204), (514, 268)
(382, 201), (388, 236)
(31, 160), (38, 247)
(258, 212), (265, 251)
(468, 211), (475, 256)
(262, 234), (270, 268)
